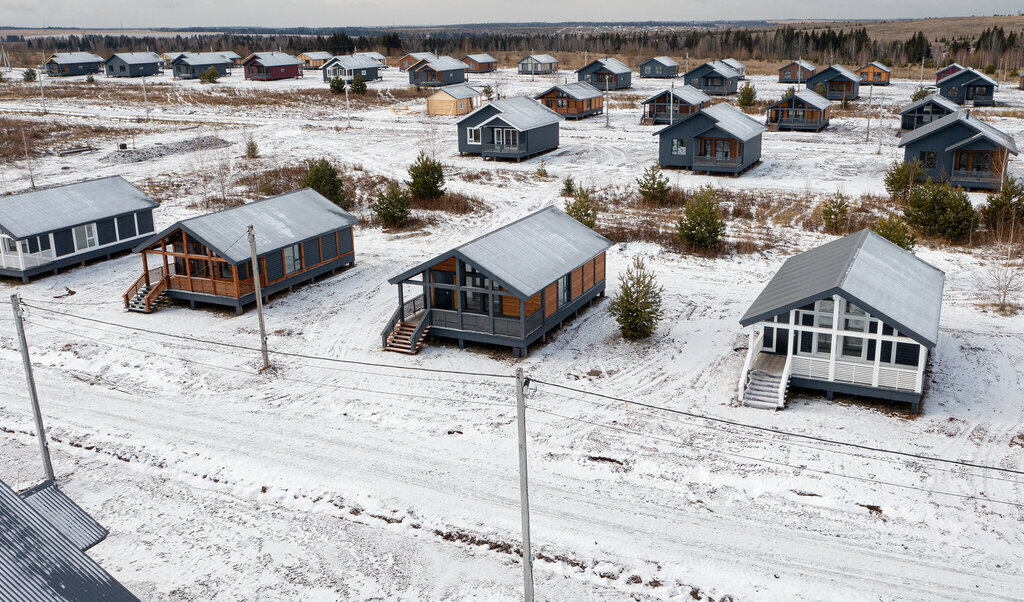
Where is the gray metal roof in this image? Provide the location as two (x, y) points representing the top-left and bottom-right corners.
(860, 61), (891, 73)
(722, 58), (746, 71)
(641, 85), (712, 106)
(535, 81), (603, 101)
(173, 52), (232, 66)
(46, 52), (103, 65)
(463, 53), (497, 63)
(898, 110), (1018, 155)
(432, 84), (481, 100)
(781, 59), (815, 71)
(300, 51), (334, 61)
(687, 60), (741, 79)
(107, 52), (161, 65)
(644, 56), (679, 67)
(390, 206), (612, 298)
(463, 96), (562, 131)
(0, 479), (138, 602)
(325, 54), (383, 70)
(740, 230), (945, 348)
(136, 188), (357, 265)
(216, 50), (241, 60)
(689, 102), (767, 142)
(355, 51), (387, 61)
(520, 54), (558, 64)
(412, 56), (468, 72)
(21, 481), (108, 552)
(936, 62), (963, 74)
(937, 67), (998, 88)
(810, 64), (861, 83)
(898, 93), (961, 116)
(768, 89), (832, 111)
(403, 52), (437, 61)
(245, 51), (303, 67)
(0, 176), (157, 240)
(582, 57), (631, 75)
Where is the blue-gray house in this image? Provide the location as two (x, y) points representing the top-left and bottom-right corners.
(43, 52), (104, 76)
(655, 102), (766, 175)
(683, 61), (741, 95)
(321, 54), (382, 83)
(805, 65), (861, 100)
(456, 96), (562, 161)
(897, 110), (1018, 191)
(171, 52), (232, 79)
(518, 54), (559, 75)
(936, 68), (998, 106)
(0, 176), (158, 282)
(104, 52), (162, 77)
(898, 94), (960, 130)
(641, 85), (711, 124)
(408, 56), (468, 86)
(638, 56), (680, 78)
(778, 59), (816, 83)
(576, 57), (632, 90)
(722, 58), (747, 79)
(765, 89), (832, 131)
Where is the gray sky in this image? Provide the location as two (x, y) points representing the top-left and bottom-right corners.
(1, 0), (1022, 29)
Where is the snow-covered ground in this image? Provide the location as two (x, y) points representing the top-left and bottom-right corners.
(1, 67), (1023, 601)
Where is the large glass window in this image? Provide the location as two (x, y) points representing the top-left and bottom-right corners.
(467, 127), (480, 144)
(919, 151), (937, 169)
(671, 139), (686, 156)
(73, 224), (97, 251)
(557, 274), (570, 307)
(283, 244), (302, 274)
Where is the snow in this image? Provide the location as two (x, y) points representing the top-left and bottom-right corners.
(1, 66), (1024, 600)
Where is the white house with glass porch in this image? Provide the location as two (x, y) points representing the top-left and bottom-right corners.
(738, 230), (944, 413)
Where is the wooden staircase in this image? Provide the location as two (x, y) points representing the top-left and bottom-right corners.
(125, 282), (168, 313)
(382, 321), (430, 354)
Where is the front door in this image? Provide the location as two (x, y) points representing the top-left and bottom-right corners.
(432, 271), (454, 310)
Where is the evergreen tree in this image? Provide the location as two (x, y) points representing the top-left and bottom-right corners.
(782, 86), (796, 98)
(636, 163), (670, 205)
(607, 256), (665, 339)
(981, 177), (1024, 237)
(372, 182), (411, 228)
(302, 158), (347, 208)
(821, 191), (849, 234)
(677, 185), (725, 250)
(564, 187), (598, 229)
(883, 159), (925, 203)
(350, 74), (367, 94)
(199, 66), (220, 84)
(910, 85), (929, 102)
(738, 81), (756, 107)
(903, 180), (977, 242)
(560, 175), (575, 197)
(815, 82), (827, 97)
(874, 214), (916, 251)
(406, 150), (445, 200)
(329, 75), (346, 94)
(482, 84), (494, 100)
(244, 133), (259, 159)
(22, 68), (36, 82)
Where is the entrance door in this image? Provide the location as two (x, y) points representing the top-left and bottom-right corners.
(432, 271), (454, 309)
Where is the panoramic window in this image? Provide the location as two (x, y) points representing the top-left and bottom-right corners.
(283, 244), (302, 274)
(72, 224), (97, 251)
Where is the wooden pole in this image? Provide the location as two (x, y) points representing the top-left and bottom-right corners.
(11, 294), (55, 483)
(515, 368), (535, 602)
(248, 226), (270, 371)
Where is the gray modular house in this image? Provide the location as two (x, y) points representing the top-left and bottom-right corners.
(641, 85), (711, 124)
(683, 61), (741, 95)
(0, 176), (157, 281)
(43, 52), (104, 76)
(321, 55), (382, 83)
(804, 65), (861, 100)
(897, 110), (1018, 191)
(898, 94), (960, 130)
(104, 52), (162, 77)
(171, 52), (231, 79)
(126, 189), (357, 314)
(398, 52), (437, 71)
(722, 58), (746, 79)
(383, 205), (613, 357)
(0, 478), (139, 602)
(937, 68), (998, 106)
(355, 51), (388, 67)
(408, 56), (468, 86)
(576, 57), (633, 90)
(778, 59), (816, 83)
(518, 54), (559, 75)
(738, 230), (944, 413)
(765, 89), (832, 131)
(655, 102), (766, 175)
(216, 50), (242, 65)
(456, 96), (562, 161)
(638, 56), (679, 78)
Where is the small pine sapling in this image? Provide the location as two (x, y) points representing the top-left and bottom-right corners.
(607, 256), (665, 339)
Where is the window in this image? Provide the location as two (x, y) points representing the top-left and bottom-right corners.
(841, 335), (865, 358)
(817, 333), (832, 354)
(72, 224), (97, 251)
(467, 127), (481, 144)
(919, 151), (937, 169)
(219, 262), (233, 279)
(671, 138), (686, 156)
(783, 70), (792, 78)
(557, 274), (570, 307)
(283, 244), (302, 274)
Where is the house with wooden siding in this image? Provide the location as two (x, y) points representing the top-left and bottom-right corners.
(766, 89), (832, 131)
(0, 176), (157, 282)
(397, 52), (436, 71)
(935, 63), (964, 82)
(321, 55), (382, 83)
(936, 68), (998, 106)
(738, 230), (944, 413)
(576, 57), (633, 90)
(355, 51), (388, 67)
(683, 61), (741, 95)
(778, 59), (816, 83)
(104, 52), (161, 77)
(43, 52), (104, 76)
(456, 96), (562, 161)
(408, 56), (468, 86)
(804, 65), (861, 100)
(638, 56), (679, 78)
(243, 52), (304, 81)
(461, 53), (498, 73)
(518, 54), (559, 75)
(534, 81), (603, 119)
(171, 52), (232, 79)
(426, 84), (482, 116)
(124, 189), (356, 314)
(655, 102), (766, 175)
(897, 110), (1018, 191)
(298, 51), (334, 70)
(160, 51), (187, 69)
(856, 61), (891, 86)
(722, 58), (747, 79)
(898, 94), (960, 130)
(640, 85), (711, 124)
(215, 50), (243, 66)
(382, 205), (612, 357)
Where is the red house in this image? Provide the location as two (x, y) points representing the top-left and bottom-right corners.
(243, 52), (304, 81)
(935, 63), (963, 83)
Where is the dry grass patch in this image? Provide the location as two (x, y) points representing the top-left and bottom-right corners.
(0, 115), (142, 164)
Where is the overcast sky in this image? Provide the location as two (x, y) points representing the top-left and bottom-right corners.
(1, 0), (1022, 29)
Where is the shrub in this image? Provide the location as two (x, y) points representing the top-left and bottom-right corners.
(607, 256), (665, 339)
(636, 163), (670, 205)
(815, 82), (826, 97)
(564, 187), (598, 229)
(738, 82), (756, 107)
(302, 158), (347, 208)
(677, 185), (725, 250)
(980, 176), (1024, 237)
(535, 160), (548, 178)
(560, 175), (575, 197)
(244, 134), (259, 159)
(874, 214), (916, 251)
(372, 182), (411, 228)
(85, 73), (95, 83)
(883, 159), (925, 203)
(983, 64), (997, 75)
(482, 84), (494, 100)
(406, 150), (445, 200)
(782, 86), (796, 98)
(329, 76), (346, 94)
(903, 180), (978, 242)
(910, 85), (929, 102)
(879, 58), (894, 67)
(822, 191), (850, 234)
(1010, 67), (1020, 78)
(22, 68), (36, 83)
(350, 74), (367, 95)
(198, 66), (220, 84)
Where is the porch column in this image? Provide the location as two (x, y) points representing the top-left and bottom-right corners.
(15, 240), (25, 271)
(0, 238), (7, 269)
(142, 252), (150, 286)
(398, 285), (405, 321)
(161, 239), (169, 277)
(748, 328), (755, 353)
(422, 270), (430, 310)
(519, 298), (526, 339)
(488, 287), (495, 335)
(872, 320), (884, 387)
(827, 294), (841, 382)
(455, 260), (464, 331)
(788, 310), (797, 356)
(916, 346), (928, 393)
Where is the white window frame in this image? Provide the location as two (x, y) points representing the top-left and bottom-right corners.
(671, 138), (686, 156)
(467, 127), (481, 144)
(283, 243), (302, 275)
(73, 223), (97, 252)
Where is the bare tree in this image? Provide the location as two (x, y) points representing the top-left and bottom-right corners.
(980, 215), (1024, 314)
(188, 133), (211, 206)
(211, 144), (236, 207)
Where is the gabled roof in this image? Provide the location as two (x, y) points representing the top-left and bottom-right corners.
(411, 56), (468, 72)
(579, 57), (632, 75)
(244, 51), (303, 67)
(162, 51), (187, 61)
(45, 52), (104, 65)
(858, 61), (891, 73)
(780, 59), (815, 71)
(389, 206), (612, 299)
(431, 83), (482, 100)
(685, 60), (741, 80)
(459, 95), (562, 130)
(535, 81), (602, 101)
(656, 102), (766, 142)
(216, 50), (241, 60)
(107, 52), (162, 65)
(936, 62), (963, 74)
(740, 230), (945, 348)
(520, 54), (558, 64)
(643, 56), (679, 67)
(641, 85), (712, 106)
(324, 54), (383, 70)
(722, 58), (746, 71)
(135, 189), (358, 265)
(402, 52), (437, 61)
(20, 481), (109, 552)
(937, 67), (998, 88)
(898, 93), (961, 116)
(897, 110), (1018, 155)
(355, 51), (387, 61)
(0, 176), (157, 240)
(172, 52), (232, 66)
(463, 53), (497, 63)
(807, 64), (861, 84)
(300, 51), (334, 61)
(768, 89), (832, 111)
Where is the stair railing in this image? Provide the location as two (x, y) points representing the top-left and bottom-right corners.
(408, 309), (433, 353)
(777, 353), (794, 408)
(142, 277), (169, 313)
(381, 293), (425, 347)
(122, 266), (165, 308)
(737, 329), (763, 403)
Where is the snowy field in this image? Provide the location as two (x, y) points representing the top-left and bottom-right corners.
(1, 66), (1024, 601)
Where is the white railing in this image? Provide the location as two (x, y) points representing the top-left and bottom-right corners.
(778, 353), (794, 408)
(0, 248), (55, 270)
(791, 355), (919, 392)
(737, 330), (764, 402)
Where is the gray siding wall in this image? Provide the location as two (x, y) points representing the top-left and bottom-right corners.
(519, 61), (556, 74)
(639, 62), (678, 78)
(456, 106), (500, 154)
(410, 68), (466, 86)
(105, 58), (160, 77)
(527, 123), (559, 156)
(174, 63), (228, 79)
(938, 80), (995, 105)
(47, 62), (102, 76)
(900, 103), (954, 130)
(902, 121), (973, 181)
(577, 66), (632, 90)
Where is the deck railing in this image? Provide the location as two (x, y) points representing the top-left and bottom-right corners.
(0, 248), (56, 270)
(790, 355), (919, 392)
(952, 169), (1001, 183)
(693, 155), (742, 168)
(409, 309), (433, 353)
(700, 85), (729, 94)
(775, 117), (824, 127)
(380, 293), (426, 347)
(430, 307), (544, 339)
(122, 266), (166, 309)
(483, 142), (526, 154)
(737, 330), (765, 401)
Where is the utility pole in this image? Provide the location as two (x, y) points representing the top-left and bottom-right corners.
(876, 93), (884, 155)
(669, 80), (675, 125)
(604, 78), (609, 128)
(38, 49), (46, 114)
(345, 82), (351, 128)
(515, 368), (535, 602)
(141, 75), (150, 121)
(247, 226), (270, 371)
(11, 294), (55, 483)
(865, 82), (874, 142)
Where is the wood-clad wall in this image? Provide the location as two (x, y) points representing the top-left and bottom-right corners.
(571, 266), (583, 299)
(596, 252), (605, 281)
(544, 283), (557, 317)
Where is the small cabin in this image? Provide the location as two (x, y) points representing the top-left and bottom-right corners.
(298, 51), (334, 70)
(935, 63), (964, 83)
(576, 57), (632, 90)
(124, 189), (357, 314)
(638, 56), (679, 78)
(738, 230), (944, 413)
(683, 61), (741, 95)
(937, 68), (997, 106)
(160, 52), (187, 69)
(805, 65), (861, 100)
(765, 89), (832, 131)
(722, 58), (746, 79)
(856, 61), (891, 86)
(426, 84), (482, 116)
(0, 176), (157, 282)
(321, 55), (382, 83)
(243, 52), (304, 81)
(408, 56), (467, 87)
(171, 52), (231, 79)
(104, 52), (161, 77)
(456, 96), (562, 161)
(43, 52), (104, 77)
(383, 205), (612, 357)
(461, 53), (498, 73)
(216, 50), (243, 66)
(640, 85), (711, 124)
(778, 59), (816, 83)
(898, 110), (1018, 191)
(355, 51), (387, 68)
(398, 52), (436, 71)
(518, 54), (559, 75)
(898, 94), (960, 130)
(655, 102), (766, 175)
(534, 82), (603, 119)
